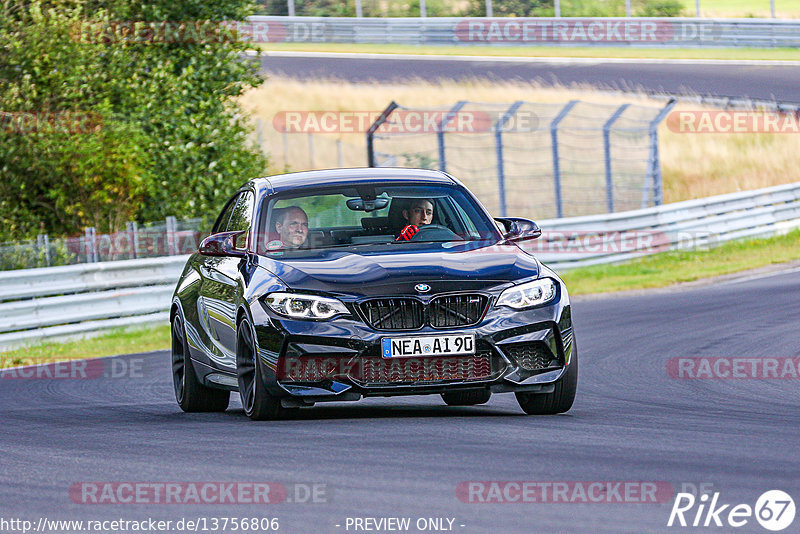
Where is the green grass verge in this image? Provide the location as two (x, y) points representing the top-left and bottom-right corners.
(261, 42), (800, 61)
(561, 228), (800, 295)
(0, 324), (171, 368)
(2, 229), (799, 366)
(682, 0), (800, 18)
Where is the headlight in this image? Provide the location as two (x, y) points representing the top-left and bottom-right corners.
(496, 278), (557, 310)
(263, 292), (349, 320)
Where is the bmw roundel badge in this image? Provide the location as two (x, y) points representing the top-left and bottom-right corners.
(415, 283), (431, 293)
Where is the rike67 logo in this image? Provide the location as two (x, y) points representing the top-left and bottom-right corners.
(668, 490), (795, 531)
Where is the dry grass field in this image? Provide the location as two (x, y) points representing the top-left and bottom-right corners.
(240, 76), (800, 206)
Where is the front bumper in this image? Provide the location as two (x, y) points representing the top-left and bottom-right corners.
(250, 290), (575, 406)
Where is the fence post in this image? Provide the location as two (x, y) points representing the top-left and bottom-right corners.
(256, 118), (263, 155)
(84, 227), (97, 263)
(485, 0), (493, 17)
(287, 0), (295, 16)
(355, 0), (362, 17)
(420, 0), (426, 17)
(166, 216), (178, 256)
(494, 101), (524, 218)
(308, 133), (315, 169)
(126, 221), (138, 259)
(645, 98), (676, 208)
(550, 100), (579, 219)
(602, 104), (630, 214)
(437, 101), (466, 172)
(36, 234), (51, 267)
(367, 101), (399, 167)
(282, 131), (289, 167)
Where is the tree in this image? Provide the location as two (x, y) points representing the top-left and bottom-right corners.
(465, 0), (555, 17)
(0, 0), (269, 240)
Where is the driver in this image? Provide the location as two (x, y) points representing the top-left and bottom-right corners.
(396, 199), (434, 241)
(273, 206), (309, 249)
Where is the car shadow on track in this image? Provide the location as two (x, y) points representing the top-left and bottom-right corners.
(165, 402), (577, 422)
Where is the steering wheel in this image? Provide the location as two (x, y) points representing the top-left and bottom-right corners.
(410, 224), (462, 242)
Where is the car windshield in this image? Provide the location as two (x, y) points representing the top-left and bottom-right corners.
(256, 183), (501, 254)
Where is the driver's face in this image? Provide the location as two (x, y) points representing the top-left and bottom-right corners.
(275, 208), (309, 248)
(404, 200), (434, 227)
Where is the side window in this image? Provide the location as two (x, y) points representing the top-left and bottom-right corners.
(226, 191), (255, 250)
(227, 191), (254, 232)
(212, 194), (239, 234)
(448, 197), (480, 238)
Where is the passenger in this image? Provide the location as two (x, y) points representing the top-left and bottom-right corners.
(396, 199), (434, 241)
(274, 206), (309, 249)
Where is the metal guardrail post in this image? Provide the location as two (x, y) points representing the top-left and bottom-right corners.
(308, 133), (315, 169)
(645, 98), (677, 207)
(166, 216), (178, 256)
(126, 222), (137, 259)
(550, 100), (579, 219)
(36, 234), (51, 267)
(367, 101), (399, 167)
(84, 227), (97, 263)
(256, 118), (263, 154)
(603, 104), (630, 214)
(437, 101), (466, 173)
(494, 101), (524, 218)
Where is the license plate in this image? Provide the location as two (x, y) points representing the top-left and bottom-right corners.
(381, 334), (475, 359)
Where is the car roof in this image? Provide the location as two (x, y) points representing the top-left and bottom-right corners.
(251, 168), (457, 194)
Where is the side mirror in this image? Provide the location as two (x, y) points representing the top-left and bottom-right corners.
(494, 217), (542, 243)
(198, 231), (247, 257)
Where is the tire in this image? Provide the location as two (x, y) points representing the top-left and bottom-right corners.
(515, 342), (578, 415)
(441, 389), (492, 406)
(171, 314), (230, 412)
(236, 318), (293, 421)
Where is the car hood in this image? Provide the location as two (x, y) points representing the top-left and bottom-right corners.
(255, 242), (539, 297)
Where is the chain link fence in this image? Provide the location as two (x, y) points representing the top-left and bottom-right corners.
(368, 98), (675, 219)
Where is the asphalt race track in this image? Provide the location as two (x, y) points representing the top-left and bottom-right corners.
(2, 269), (799, 533)
(258, 53), (800, 103)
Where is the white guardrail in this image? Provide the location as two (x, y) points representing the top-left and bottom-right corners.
(1, 181), (799, 350)
(247, 16), (800, 48)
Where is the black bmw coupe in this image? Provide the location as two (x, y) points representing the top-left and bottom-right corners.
(170, 168), (577, 420)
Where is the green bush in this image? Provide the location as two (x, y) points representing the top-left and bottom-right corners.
(635, 0), (685, 17)
(465, 0), (554, 17)
(0, 0), (269, 242)
(0, 238), (77, 270)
